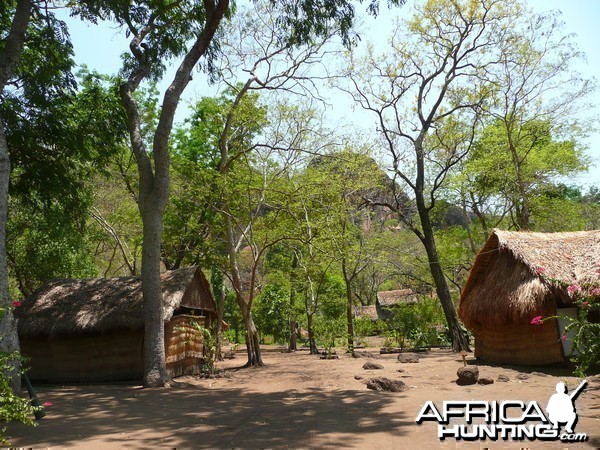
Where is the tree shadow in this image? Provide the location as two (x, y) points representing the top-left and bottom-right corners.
(7, 383), (412, 449)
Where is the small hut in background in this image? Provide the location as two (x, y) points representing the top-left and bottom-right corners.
(459, 229), (600, 365)
(376, 289), (420, 321)
(17, 266), (218, 382)
(353, 305), (379, 322)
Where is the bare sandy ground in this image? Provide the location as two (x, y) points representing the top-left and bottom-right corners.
(6, 347), (600, 449)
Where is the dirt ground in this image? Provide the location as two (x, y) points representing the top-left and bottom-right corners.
(6, 346), (600, 449)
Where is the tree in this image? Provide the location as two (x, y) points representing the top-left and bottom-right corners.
(7, 71), (127, 294)
(304, 150), (388, 354)
(475, 7), (594, 230)
(344, 0), (522, 351)
(0, 0), (32, 394)
(72, 0), (231, 386)
(73, 0), (403, 384)
(457, 120), (587, 233)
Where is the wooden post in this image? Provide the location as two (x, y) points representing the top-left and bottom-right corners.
(460, 350), (468, 367)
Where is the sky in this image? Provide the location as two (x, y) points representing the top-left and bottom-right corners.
(58, 0), (600, 188)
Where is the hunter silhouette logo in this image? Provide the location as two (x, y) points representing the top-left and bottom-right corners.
(546, 380), (586, 434)
(416, 380), (589, 442)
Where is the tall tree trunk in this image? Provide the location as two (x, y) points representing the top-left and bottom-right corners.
(288, 252), (298, 351)
(306, 311), (318, 354)
(223, 212), (263, 367)
(0, 128), (19, 393)
(414, 139), (469, 353)
(507, 137), (530, 229)
(243, 309), (263, 366)
(118, 0), (230, 388)
(0, 0), (32, 394)
(211, 269), (226, 360)
(418, 205), (470, 352)
(342, 259), (355, 355)
(139, 201), (169, 386)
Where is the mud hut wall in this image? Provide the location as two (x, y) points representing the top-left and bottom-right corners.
(21, 329), (144, 382)
(165, 315), (207, 377)
(473, 317), (563, 365)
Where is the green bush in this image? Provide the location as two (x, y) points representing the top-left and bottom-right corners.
(385, 298), (450, 349)
(0, 306), (37, 445)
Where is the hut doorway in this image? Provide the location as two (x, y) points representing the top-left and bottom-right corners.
(557, 307), (578, 357)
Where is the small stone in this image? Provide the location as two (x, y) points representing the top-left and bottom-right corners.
(478, 376), (494, 385)
(497, 374), (510, 382)
(457, 366), (479, 385)
(397, 369), (405, 373)
(354, 375), (364, 380)
(366, 377), (408, 392)
(516, 373), (529, 380)
(397, 353), (419, 363)
(363, 361), (384, 370)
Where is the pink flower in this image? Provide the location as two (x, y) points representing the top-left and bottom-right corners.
(43, 402), (52, 407)
(531, 316), (544, 325)
(561, 334), (568, 341)
(590, 288), (600, 297)
(567, 284), (581, 295)
(581, 301), (590, 308)
(11, 301), (21, 308)
(535, 267), (546, 275)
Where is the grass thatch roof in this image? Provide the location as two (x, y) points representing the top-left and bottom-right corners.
(459, 229), (600, 328)
(376, 289), (418, 307)
(354, 305), (378, 321)
(17, 267), (215, 338)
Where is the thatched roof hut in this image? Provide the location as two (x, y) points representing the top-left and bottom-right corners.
(459, 229), (600, 365)
(376, 289), (419, 321)
(354, 305), (379, 321)
(377, 289), (419, 307)
(17, 266), (218, 382)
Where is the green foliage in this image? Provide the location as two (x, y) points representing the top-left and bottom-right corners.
(223, 291), (244, 344)
(533, 274), (600, 377)
(179, 320), (219, 374)
(353, 317), (376, 346)
(254, 280), (291, 345)
(313, 316), (345, 356)
(0, 307), (37, 445)
(162, 89), (268, 270)
(385, 299), (449, 349)
(5, 70), (127, 294)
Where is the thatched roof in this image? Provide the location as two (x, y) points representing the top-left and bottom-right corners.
(354, 305), (379, 321)
(17, 267), (216, 338)
(376, 289), (419, 307)
(459, 229), (600, 328)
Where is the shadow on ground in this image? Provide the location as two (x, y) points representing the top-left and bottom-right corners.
(8, 382), (411, 449)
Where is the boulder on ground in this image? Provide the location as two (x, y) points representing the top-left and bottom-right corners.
(363, 361), (384, 370)
(497, 374), (510, 382)
(456, 366), (479, 385)
(366, 377), (408, 392)
(356, 351), (379, 359)
(478, 376), (494, 385)
(397, 353), (419, 363)
(516, 373), (530, 380)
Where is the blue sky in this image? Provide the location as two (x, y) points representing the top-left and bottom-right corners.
(59, 0), (599, 188)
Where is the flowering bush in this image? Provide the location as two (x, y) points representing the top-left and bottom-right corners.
(531, 267), (600, 377)
(0, 303), (37, 445)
